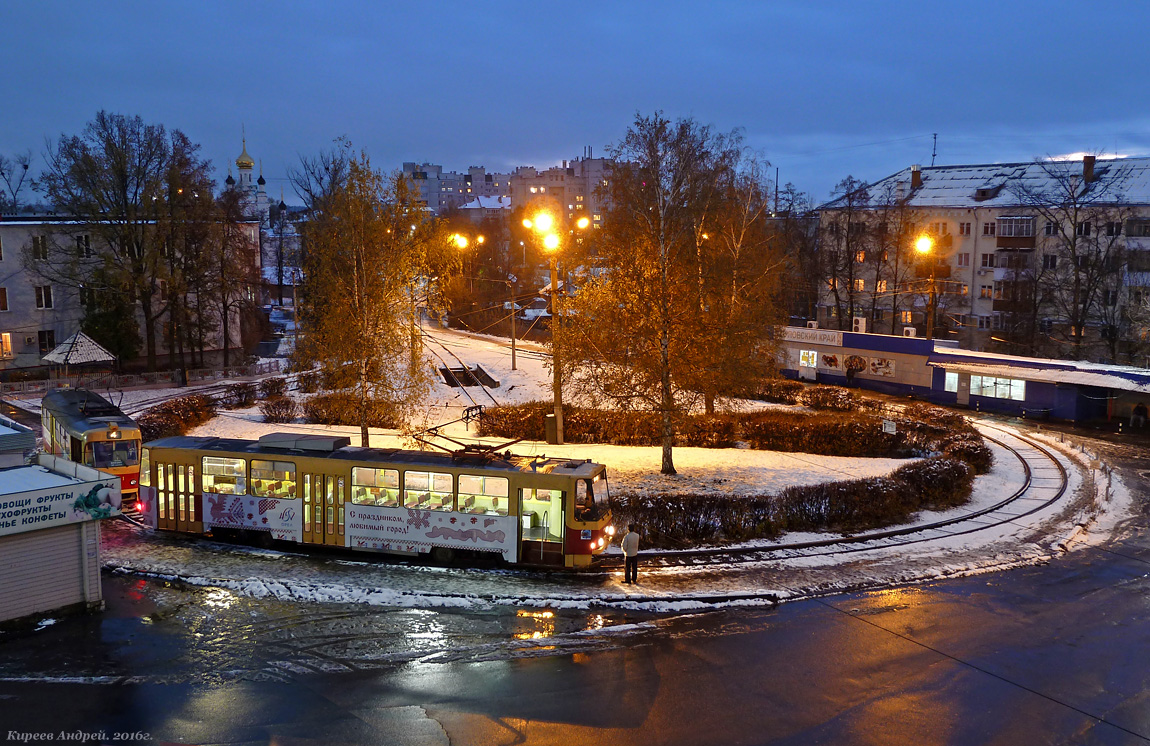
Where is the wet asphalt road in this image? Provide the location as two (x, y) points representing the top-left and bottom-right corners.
(0, 435), (1148, 745)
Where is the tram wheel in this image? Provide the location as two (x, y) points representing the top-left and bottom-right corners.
(431, 546), (455, 565)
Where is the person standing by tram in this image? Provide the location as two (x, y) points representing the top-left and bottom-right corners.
(621, 523), (641, 584)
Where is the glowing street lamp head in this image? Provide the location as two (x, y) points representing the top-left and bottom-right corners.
(451, 233), (469, 250)
(576, 216), (590, 230)
(543, 233), (560, 251)
(915, 235), (933, 254)
(533, 212), (554, 232)
(476, 235), (485, 244)
(522, 218), (533, 229)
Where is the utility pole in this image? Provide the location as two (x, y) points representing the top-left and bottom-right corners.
(508, 277), (517, 371)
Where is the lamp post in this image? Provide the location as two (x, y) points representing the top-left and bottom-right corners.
(915, 235), (936, 340)
(523, 211), (590, 445)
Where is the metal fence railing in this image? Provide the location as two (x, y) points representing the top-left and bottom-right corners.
(0, 360), (282, 396)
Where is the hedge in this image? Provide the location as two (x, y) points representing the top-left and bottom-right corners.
(138, 394), (217, 442)
(223, 382), (257, 409)
(260, 395), (299, 423)
(609, 455), (977, 548)
(259, 377), (288, 399)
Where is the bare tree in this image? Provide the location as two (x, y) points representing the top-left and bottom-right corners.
(819, 176), (871, 329)
(0, 151), (32, 212)
(1013, 156), (1133, 360)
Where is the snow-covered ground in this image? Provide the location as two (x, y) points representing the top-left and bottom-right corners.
(12, 323), (1134, 616)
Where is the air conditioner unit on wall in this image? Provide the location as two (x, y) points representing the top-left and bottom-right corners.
(806, 321), (819, 329)
(852, 316), (867, 334)
(24, 336), (34, 346)
(903, 327), (917, 337)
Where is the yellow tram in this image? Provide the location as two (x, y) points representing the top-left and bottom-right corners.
(41, 389), (143, 502)
(138, 432), (614, 567)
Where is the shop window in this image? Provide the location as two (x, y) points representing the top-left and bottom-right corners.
(970, 375), (1026, 401)
(944, 372), (959, 393)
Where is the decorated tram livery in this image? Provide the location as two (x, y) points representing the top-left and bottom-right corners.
(138, 432), (613, 567)
(41, 389), (143, 502)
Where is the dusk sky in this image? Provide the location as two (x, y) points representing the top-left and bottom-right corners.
(4, 1), (1149, 204)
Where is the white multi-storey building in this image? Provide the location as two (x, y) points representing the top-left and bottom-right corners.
(816, 156), (1150, 362)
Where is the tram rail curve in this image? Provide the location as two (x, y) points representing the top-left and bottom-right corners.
(593, 423), (1070, 572)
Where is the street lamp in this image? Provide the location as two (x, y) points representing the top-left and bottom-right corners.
(915, 235), (937, 340)
(524, 210), (588, 444)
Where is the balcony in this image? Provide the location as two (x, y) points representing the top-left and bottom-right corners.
(914, 263), (952, 278)
(996, 236), (1036, 249)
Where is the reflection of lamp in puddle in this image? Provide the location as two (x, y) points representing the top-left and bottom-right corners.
(514, 608), (556, 640)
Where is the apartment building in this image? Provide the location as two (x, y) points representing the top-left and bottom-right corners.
(816, 156), (1150, 362)
(401, 163), (510, 215)
(509, 151), (611, 228)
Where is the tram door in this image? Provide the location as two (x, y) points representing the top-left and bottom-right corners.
(303, 472), (345, 546)
(155, 459), (198, 533)
(519, 487), (565, 565)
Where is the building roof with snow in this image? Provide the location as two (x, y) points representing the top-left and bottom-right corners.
(42, 331), (116, 365)
(460, 195), (512, 211)
(821, 156), (1150, 210)
(929, 346), (1150, 393)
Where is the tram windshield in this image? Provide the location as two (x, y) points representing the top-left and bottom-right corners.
(575, 471), (608, 520)
(85, 439), (141, 469)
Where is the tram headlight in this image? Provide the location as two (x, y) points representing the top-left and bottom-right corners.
(605, 525), (616, 537)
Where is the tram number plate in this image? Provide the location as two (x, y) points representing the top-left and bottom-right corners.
(581, 530), (591, 540)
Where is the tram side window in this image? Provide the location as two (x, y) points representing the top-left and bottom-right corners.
(458, 474), (509, 516)
(201, 456), (247, 495)
(140, 448), (150, 487)
(352, 467), (400, 507)
(403, 471), (453, 511)
(250, 460), (297, 499)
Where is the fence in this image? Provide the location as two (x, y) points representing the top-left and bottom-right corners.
(0, 360), (283, 396)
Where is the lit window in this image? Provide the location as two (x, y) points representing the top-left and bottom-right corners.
(202, 456), (246, 495)
(404, 471), (453, 511)
(944, 372), (959, 393)
(458, 474), (509, 516)
(250, 460), (296, 499)
(900, 310), (913, 323)
(854, 279), (865, 291)
(856, 251), (866, 263)
(352, 467), (400, 507)
(970, 375), (1025, 401)
(799, 350), (817, 368)
(876, 280), (887, 293)
(980, 285), (993, 298)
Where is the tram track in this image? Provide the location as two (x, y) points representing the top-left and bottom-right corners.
(420, 325), (502, 409)
(592, 422), (1071, 572)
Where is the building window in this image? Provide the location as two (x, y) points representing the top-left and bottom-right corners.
(799, 350), (817, 368)
(75, 234), (92, 258)
(982, 222), (996, 236)
(944, 372), (959, 393)
(1104, 289), (1119, 306)
(930, 221), (949, 236)
(0, 235), (4, 261)
(970, 375), (1026, 401)
(38, 329), (55, 354)
(959, 222), (972, 236)
(1044, 220), (1058, 236)
(957, 252), (970, 267)
(899, 310), (913, 324)
(0, 333), (10, 358)
(980, 254), (996, 268)
(875, 279), (887, 293)
(977, 316), (992, 330)
(31, 235), (48, 261)
(853, 279), (865, 292)
(997, 217), (1035, 237)
(959, 284), (969, 295)
(980, 285), (993, 299)
(1106, 221), (1122, 237)
(855, 250), (866, 263)
(0, 288), (7, 312)
(34, 285), (53, 309)
(1043, 254), (1058, 270)
(1076, 221), (1092, 236)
